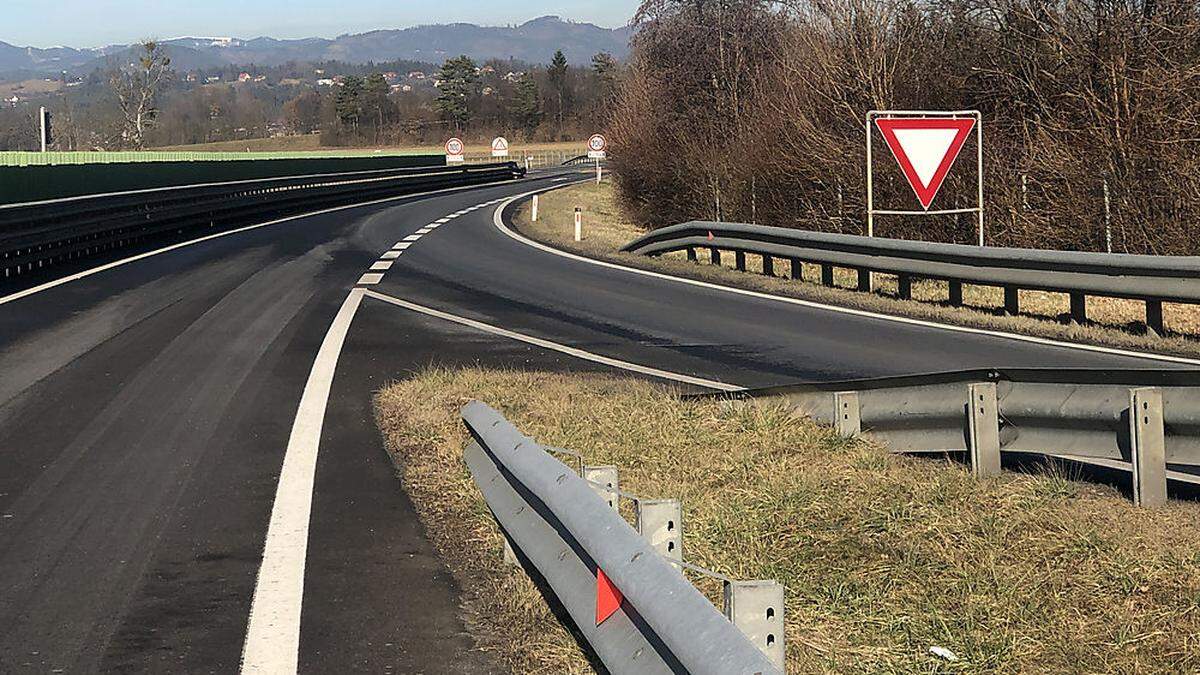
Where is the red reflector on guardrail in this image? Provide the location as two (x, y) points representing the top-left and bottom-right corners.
(596, 568), (623, 625)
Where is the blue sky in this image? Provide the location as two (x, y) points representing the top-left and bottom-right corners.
(2, 1), (641, 48)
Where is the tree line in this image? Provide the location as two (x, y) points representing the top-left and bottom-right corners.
(608, 0), (1200, 255)
(0, 43), (617, 151)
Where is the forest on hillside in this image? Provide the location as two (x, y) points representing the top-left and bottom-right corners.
(609, 0), (1200, 255)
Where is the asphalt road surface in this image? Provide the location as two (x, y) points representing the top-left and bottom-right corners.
(0, 168), (1189, 673)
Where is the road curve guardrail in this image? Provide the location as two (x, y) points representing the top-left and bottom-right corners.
(699, 367), (1200, 507)
(462, 401), (784, 675)
(622, 221), (1200, 334)
(1, 161), (525, 281)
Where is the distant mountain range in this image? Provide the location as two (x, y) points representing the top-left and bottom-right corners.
(0, 16), (632, 77)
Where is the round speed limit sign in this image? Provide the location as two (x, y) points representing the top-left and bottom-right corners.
(587, 134), (607, 158)
(445, 137), (465, 163)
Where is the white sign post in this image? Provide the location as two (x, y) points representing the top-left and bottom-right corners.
(866, 110), (984, 245)
(491, 136), (510, 158)
(445, 137), (465, 164)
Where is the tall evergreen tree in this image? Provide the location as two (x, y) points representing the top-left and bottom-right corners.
(512, 74), (542, 136)
(547, 50), (572, 137)
(435, 56), (479, 133)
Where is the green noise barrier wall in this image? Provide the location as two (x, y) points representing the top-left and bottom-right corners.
(0, 154), (443, 205)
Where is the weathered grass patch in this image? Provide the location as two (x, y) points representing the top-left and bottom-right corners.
(514, 180), (1200, 357)
(376, 367), (1200, 673)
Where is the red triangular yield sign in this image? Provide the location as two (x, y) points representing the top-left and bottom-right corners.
(875, 117), (976, 210)
(596, 568), (623, 625)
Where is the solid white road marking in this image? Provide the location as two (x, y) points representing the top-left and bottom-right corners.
(357, 273), (384, 285)
(0, 177), (523, 308)
(490, 188), (1200, 368)
(370, 261), (393, 271)
(380, 251), (402, 260)
(362, 289), (744, 392)
(241, 289), (365, 673)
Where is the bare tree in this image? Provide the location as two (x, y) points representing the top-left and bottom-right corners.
(109, 41), (172, 148)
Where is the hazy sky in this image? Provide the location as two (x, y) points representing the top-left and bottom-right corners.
(2, 1), (641, 48)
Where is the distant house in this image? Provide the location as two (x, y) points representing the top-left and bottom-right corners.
(206, 76), (222, 83)
(314, 69), (325, 76)
(482, 86), (495, 96)
(238, 72), (252, 83)
(253, 75), (267, 83)
(401, 84), (414, 93)
(503, 71), (524, 82)
(480, 65), (496, 75)
(317, 78), (335, 87)
(383, 71), (399, 83)
(407, 71), (426, 80)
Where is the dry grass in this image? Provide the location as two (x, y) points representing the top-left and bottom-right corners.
(514, 181), (1200, 358)
(376, 367), (1200, 673)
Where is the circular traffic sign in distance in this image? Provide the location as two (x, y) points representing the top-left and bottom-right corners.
(445, 138), (465, 156)
(588, 134), (607, 153)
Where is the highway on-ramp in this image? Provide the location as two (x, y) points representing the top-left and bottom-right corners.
(0, 169), (1188, 673)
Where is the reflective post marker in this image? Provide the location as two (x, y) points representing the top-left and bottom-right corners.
(532, 194), (539, 222)
(574, 207), (582, 242)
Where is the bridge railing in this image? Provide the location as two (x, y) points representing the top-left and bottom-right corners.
(1, 161), (524, 282)
(623, 221), (1200, 334)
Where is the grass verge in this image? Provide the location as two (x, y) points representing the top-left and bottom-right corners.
(376, 367), (1200, 673)
(513, 180), (1200, 359)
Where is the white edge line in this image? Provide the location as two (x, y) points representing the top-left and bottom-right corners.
(240, 288), (365, 673)
(490, 187), (1200, 369)
(361, 289), (743, 392)
(0, 177), (521, 307)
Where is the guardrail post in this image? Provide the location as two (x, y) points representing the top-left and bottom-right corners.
(856, 269), (872, 292)
(949, 281), (964, 306)
(724, 580), (785, 670)
(686, 246), (697, 262)
(735, 251), (746, 272)
(582, 466), (620, 511)
(1003, 286), (1020, 315)
(834, 392), (861, 437)
(502, 534), (520, 567)
(967, 383), (1002, 478)
(1129, 388), (1167, 508)
(1146, 300), (1165, 336)
(635, 499), (683, 562)
(897, 274), (912, 300)
(710, 247), (722, 265)
(1070, 293), (1087, 324)
(821, 264), (835, 287)
(762, 255), (774, 277)
(790, 258), (803, 280)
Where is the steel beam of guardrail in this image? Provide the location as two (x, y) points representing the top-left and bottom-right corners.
(1, 162), (524, 281)
(706, 368), (1200, 506)
(462, 401), (782, 675)
(623, 222), (1200, 334)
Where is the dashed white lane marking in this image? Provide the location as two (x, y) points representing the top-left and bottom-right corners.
(490, 186), (1200, 369)
(241, 289), (365, 674)
(416, 228), (434, 235)
(393, 242), (412, 250)
(357, 273), (384, 285)
(402, 234), (422, 242)
(362, 289), (744, 392)
(370, 261), (393, 271)
(380, 251), (402, 260)
(435, 218), (451, 224)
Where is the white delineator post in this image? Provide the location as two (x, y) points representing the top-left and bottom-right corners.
(596, 159), (602, 184)
(531, 195), (539, 222)
(574, 207), (583, 242)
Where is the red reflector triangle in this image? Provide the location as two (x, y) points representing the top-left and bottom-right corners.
(707, 231), (715, 241)
(596, 568), (623, 625)
(875, 117), (976, 210)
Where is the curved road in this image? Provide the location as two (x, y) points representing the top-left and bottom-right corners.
(0, 169), (1186, 673)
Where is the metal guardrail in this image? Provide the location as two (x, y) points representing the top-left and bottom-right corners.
(462, 401), (784, 675)
(623, 221), (1200, 334)
(706, 368), (1200, 507)
(1, 162), (525, 281)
